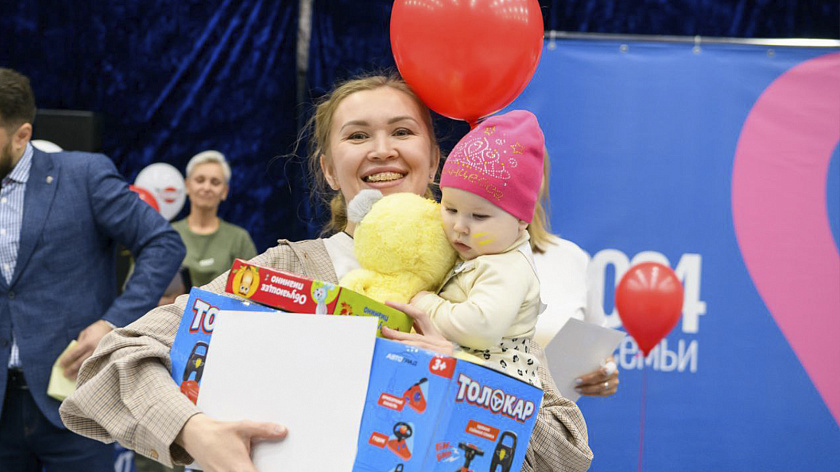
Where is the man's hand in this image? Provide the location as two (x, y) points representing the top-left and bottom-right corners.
(59, 320), (114, 380)
(175, 414), (288, 472)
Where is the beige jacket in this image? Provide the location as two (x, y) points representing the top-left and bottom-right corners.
(60, 239), (593, 471)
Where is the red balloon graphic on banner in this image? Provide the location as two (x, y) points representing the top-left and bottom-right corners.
(615, 262), (684, 356)
(390, 0), (544, 125)
(129, 184), (161, 213)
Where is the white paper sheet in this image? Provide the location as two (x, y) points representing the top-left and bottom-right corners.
(195, 311), (379, 471)
(543, 318), (626, 401)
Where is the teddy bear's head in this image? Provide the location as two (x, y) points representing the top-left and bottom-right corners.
(353, 191), (457, 290)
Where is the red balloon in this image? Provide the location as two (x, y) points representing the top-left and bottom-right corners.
(390, 0), (544, 125)
(615, 262), (684, 356)
(129, 184), (161, 213)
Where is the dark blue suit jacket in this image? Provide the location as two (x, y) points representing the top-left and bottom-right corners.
(0, 147), (185, 427)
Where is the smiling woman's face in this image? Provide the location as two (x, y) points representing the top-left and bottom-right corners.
(186, 161), (228, 212)
(321, 86), (439, 204)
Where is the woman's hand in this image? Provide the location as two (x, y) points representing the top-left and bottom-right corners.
(382, 301), (454, 355)
(574, 356), (620, 397)
(175, 413), (288, 472)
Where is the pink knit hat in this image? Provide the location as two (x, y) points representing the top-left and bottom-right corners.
(440, 110), (545, 222)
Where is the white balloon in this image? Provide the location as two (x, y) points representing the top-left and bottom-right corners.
(31, 139), (63, 152)
(135, 163), (186, 221)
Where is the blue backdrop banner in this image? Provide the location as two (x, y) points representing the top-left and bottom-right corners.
(508, 39), (840, 471)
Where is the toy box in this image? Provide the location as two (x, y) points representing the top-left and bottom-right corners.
(224, 259), (412, 333)
(171, 290), (542, 471)
(353, 339), (544, 472)
(170, 288), (275, 404)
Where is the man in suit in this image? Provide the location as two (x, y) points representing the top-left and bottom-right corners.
(0, 68), (185, 470)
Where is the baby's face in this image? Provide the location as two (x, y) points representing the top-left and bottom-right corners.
(440, 187), (526, 260)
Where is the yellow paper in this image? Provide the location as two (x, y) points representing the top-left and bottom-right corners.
(47, 340), (78, 401)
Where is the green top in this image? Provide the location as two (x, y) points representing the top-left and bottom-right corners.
(171, 218), (258, 287)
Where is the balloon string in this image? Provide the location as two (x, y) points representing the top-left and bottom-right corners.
(637, 362), (648, 472)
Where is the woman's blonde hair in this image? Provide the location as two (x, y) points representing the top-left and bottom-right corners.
(305, 73), (440, 235)
(529, 150), (561, 254)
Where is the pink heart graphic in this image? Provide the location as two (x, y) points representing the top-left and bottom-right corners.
(732, 52), (840, 426)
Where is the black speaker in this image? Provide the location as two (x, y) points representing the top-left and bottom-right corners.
(32, 109), (102, 152)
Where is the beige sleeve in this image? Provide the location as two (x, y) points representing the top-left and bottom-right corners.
(521, 341), (593, 472)
(60, 244), (296, 466)
(420, 256), (532, 350)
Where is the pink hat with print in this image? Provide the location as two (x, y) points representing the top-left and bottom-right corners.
(440, 110), (545, 222)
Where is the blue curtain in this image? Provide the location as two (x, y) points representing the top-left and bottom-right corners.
(1, 0), (837, 248)
(0, 0), (307, 250)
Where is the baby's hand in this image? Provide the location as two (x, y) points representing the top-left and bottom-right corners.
(410, 291), (432, 305)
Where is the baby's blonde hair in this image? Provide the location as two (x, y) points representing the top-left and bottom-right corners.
(529, 150), (561, 254)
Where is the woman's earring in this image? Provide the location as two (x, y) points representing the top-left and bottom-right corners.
(325, 175), (339, 191)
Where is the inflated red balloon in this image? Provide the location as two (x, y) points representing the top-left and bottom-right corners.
(615, 262), (684, 356)
(390, 0), (544, 125)
(129, 184), (161, 213)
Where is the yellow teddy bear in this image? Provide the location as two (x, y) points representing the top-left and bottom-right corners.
(340, 190), (457, 304)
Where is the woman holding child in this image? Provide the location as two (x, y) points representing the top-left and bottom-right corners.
(61, 74), (610, 471)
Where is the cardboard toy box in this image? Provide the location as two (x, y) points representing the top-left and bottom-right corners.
(170, 288), (275, 404)
(224, 259), (412, 333)
(170, 290), (542, 470)
(353, 339), (544, 472)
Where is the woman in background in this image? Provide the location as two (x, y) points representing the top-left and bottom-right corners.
(172, 150), (257, 287)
